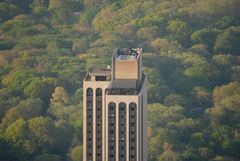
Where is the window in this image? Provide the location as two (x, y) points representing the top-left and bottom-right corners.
(86, 88), (93, 160)
(96, 76), (107, 81)
(119, 102), (126, 161)
(96, 88), (102, 161)
(108, 102), (116, 160)
(129, 102), (137, 161)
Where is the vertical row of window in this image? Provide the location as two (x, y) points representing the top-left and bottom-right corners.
(96, 88), (102, 161)
(108, 102), (116, 161)
(129, 103), (137, 161)
(119, 103), (126, 161)
(108, 102), (137, 161)
(86, 88), (93, 161)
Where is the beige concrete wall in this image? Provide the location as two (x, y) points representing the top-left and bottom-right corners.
(106, 94), (139, 161)
(83, 77), (147, 161)
(114, 60), (138, 80)
(83, 80), (110, 161)
(139, 75), (148, 161)
(111, 80), (137, 89)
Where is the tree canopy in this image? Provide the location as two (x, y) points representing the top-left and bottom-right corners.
(0, 0), (240, 160)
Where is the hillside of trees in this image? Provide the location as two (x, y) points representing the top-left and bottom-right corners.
(0, 0), (240, 160)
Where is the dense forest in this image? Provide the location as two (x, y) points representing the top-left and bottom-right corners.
(0, 0), (240, 161)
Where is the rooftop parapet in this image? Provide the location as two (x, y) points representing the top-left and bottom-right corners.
(84, 68), (111, 81)
(114, 48), (142, 61)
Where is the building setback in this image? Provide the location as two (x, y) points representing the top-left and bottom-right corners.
(83, 48), (147, 161)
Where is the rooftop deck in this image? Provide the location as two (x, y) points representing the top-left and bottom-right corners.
(85, 68), (111, 81)
(114, 48), (141, 61)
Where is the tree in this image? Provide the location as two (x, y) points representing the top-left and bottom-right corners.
(184, 65), (210, 87)
(31, 0), (49, 8)
(34, 154), (63, 161)
(116, 23), (136, 39)
(46, 41), (72, 56)
(48, 0), (76, 24)
(28, 117), (57, 153)
(189, 44), (211, 57)
(72, 38), (89, 54)
(210, 54), (237, 86)
(79, 6), (100, 26)
(3, 118), (30, 154)
(136, 26), (159, 41)
(143, 67), (169, 103)
(0, 55), (9, 68)
(70, 145), (83, 161)
(1, 98), (43, 130)
(231, 65), (240, 82)
(164, 94), (188, 107)
(190, 86), (212, 108)
(167, 20), (191, 47)
(147, 103), (184, 129)
(92, 7), (115, 32)
(158, 150), (182, 161)
(207, 82), (240, 126)
(1, 68), (37, 91)
(0, 138), (22, 161)
(215, 16), (236, 29)
(191, 29), (219, 50)
(150, 38), (181, 52)
(24, 77), (57, 104)
(214, 27), (240, 55)
(0, 2), (22, 23)
(50, 87), (69, 106)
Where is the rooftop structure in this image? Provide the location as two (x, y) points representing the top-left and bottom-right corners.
(114, 48), (141, 60)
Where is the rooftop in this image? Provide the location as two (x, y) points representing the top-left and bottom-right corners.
(114, 48), (141, 61)
(106, 88), (139, 95)
(85, 68), (111, 81)
(88, 68), (111, 76)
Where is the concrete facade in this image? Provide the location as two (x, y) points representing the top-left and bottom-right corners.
(83, 48), (147, 161)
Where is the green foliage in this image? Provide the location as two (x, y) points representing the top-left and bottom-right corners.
(1, 68), (37, 91)
(151, 38), (181, 51)
(136, 26), (159, 41)
(191, 29), (220, 50)
(1, 98), (43, 129)
(24, 77), (57, 104)
(79, 6), (100, 26)
(72, 38), (89, 54)
(157, 150), (182, 161)
(50, 86), (69, 106)
(70, 145), (83, 161)
(167, 20), (191, 47)
(3, 0), (33, 12)
(46, 39), (73, 56)
(214, 27), (240, 55)
(31, 0), (49, 8)
(182, 0), (240, 19)
(28, 117), (58, 152)
(1, 15), (33, 32)
(1, 0), (240, 160)
(3, 118), (30, 156)
(92, 7), (115, 32)
(148, 104), (184, 129)
(0, 2), (22, 23)
(208, 82), (240, 124)
(34, 154), (63, 161)
(48, 0), (83, 24)
(164, 94), (188, 107)
(14, 35), (54, 50)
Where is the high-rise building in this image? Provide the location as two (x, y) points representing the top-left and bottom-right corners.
(83, 48), (147, 161)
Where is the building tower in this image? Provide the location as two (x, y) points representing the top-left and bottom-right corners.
(83, 48), (147, 161)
